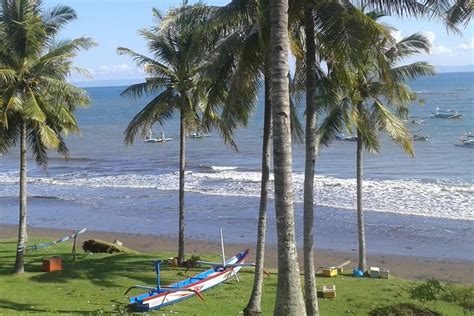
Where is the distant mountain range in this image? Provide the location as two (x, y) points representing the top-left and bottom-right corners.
(435, 65), (474, 73)
(72, 65), (474, 88)
(72, 78), (143, 88)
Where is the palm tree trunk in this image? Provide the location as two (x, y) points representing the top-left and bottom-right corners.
(244, 57), (272, 316)
(271, 0), (306, 314)
(303, 7), (320, 316)
(356, 103), (367, 272)
(178, 105), (186, 265)
(14, 120), (27, 274)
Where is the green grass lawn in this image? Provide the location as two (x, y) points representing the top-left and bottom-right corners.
(0, 238), (470, 315)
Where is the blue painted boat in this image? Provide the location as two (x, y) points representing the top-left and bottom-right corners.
(126, 249), (251, 311)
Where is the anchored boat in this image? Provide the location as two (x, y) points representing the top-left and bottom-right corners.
(430, 107), (462, 119)
(455, 132), (474, 148)
(144, 130), (172, 143)
(413, 134), (429, 141)
(335, 133), (357, 142)
(189, 131), (211, 139)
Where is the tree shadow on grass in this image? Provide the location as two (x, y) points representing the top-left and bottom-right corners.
(0, 299), (48, 313)
(0, 298), (117, 314)
(29, 252), (205, 289)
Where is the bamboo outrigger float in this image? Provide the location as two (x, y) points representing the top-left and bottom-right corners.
(125, 229), (254, 311)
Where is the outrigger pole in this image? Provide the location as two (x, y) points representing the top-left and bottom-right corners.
(220, 227), (226, 267)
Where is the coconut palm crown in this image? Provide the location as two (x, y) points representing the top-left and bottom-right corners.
(319, 21), (436, 271)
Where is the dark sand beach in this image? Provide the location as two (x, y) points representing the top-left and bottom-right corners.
(1, 224), (472, 284)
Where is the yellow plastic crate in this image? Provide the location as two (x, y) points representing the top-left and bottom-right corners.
(322, 267), (338, 277)
(322, 285), (336, 298)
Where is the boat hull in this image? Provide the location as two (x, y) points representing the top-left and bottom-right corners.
(129, 249), (249, 311)
(455, 143), (474, 148)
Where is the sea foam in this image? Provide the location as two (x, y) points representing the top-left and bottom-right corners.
(0, 168), (472, 221)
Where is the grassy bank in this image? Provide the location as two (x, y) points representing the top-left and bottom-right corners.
(0, 238), (470, 315)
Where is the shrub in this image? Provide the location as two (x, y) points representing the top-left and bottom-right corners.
(410, 279), (445, 310)
(369, 303), (442, 316)
(441, 285), (474, 315)
(82, 239), (124, 254)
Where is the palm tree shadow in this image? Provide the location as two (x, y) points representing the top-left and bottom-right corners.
(0, 300), (47, 313)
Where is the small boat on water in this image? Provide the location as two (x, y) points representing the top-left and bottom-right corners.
(455, 132), (474, 148)
(156, 131), (172, 143)
(413, 134), (429, 141)
(126, 230), (254, 311)
(409, 117), (425, 125)
(455, 139), (474, 148)
(430, 107), (462, 119)
(189, 131), (211, 139)
(335, 133), (357, 142)
(144, 130), (172, 143)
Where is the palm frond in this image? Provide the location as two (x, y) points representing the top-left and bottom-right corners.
(446, 0), (472, 26)
(385, 33), (432, 62)
(289, 95), (304, 143)
(117, 47), (175, 78)
(372, 99), (414, 156)
(391, 62), (437, 82)
(319, 98), (352, 146)
(120, 79), (169, 99)
(42, 5), (77, 35)
(0, 113), (19, 153)
(124, 89), (177, 144)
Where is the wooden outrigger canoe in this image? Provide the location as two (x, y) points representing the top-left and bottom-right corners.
(126, 249), (251, 311)
(125, 229), (255, 311)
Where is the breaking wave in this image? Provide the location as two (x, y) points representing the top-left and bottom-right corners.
(0, 168), (472, 221)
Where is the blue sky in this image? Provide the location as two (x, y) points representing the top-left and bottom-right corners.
(43, 0), (473, 84)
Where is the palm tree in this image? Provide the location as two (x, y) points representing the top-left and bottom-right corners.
(270, 0), (306, 314)
(118, 4), (216, 265)
(202, 2), (304, 313)
(289, 2), (394, 312)
(0, 0), (94, 274)
(320, 26), (436, 271)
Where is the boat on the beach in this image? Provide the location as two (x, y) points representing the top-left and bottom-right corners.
(335, 133), (357, 142)
(126, 230), (253, 311)
(430, 107), (462, 119)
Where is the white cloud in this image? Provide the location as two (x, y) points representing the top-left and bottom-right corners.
(92, 63), (144, 79)
(115, 64), (131, 71)
(421, 31), (454, 56)
(458, 38), (474, 51)
(432, 45), (453, 55)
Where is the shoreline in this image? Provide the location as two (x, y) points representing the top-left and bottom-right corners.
(1, 224), (472, 284)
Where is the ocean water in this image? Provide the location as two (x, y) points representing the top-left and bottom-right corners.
(0, 72), (473, 260)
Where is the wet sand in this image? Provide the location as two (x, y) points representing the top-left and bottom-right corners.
(1, 224), (472, 284)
